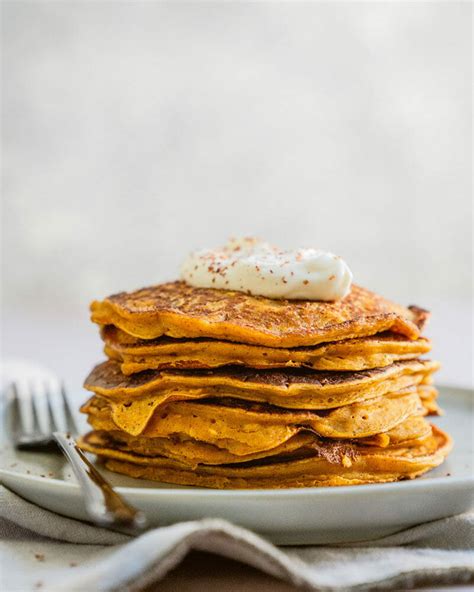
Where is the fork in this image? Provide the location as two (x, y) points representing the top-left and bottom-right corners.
(9, 378), (147, 532)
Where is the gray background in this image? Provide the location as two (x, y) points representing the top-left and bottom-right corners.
(2, 1), (472, 387)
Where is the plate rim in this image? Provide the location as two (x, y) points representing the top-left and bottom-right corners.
(1, 467), (473, 499)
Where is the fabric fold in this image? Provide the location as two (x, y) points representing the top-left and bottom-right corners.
(1, 486), (472, 592)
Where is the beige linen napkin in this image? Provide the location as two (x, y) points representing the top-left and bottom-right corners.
(0, 485), (473, 592)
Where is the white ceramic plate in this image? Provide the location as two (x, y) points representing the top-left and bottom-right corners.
(1, 385), (472, 545)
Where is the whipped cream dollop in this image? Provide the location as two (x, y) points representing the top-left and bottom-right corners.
(181, 238), (352, 301)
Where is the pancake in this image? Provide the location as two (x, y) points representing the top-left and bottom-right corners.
(102, 327), (431, 374)
(82, 388), (425, 444)
(84, 359), (439, 411)
(91, 282), (429, 347)
(417, 385), (441, 415)
(78, 415), (433, 469)
(78, 424), (452, 488)
(80, 430), (317, 468)
(83, 275), (450, 489)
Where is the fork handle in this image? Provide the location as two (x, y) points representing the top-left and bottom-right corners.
(53, 432), (147, 531)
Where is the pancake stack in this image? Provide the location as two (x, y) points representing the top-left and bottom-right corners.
(78, 282), (451, 488)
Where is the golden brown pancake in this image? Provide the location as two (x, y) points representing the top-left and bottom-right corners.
(82, 388), (425, 443)
(102, 326), (431, 374)
(91, 282), (429, 347)
(84, 359), (439, 410)
(417, 385), (441, 415)
(81, 276), (450, 489)
(78, 424), (451, 488)
(78, 415), (433, 469)
(80, 429), (317, 468)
